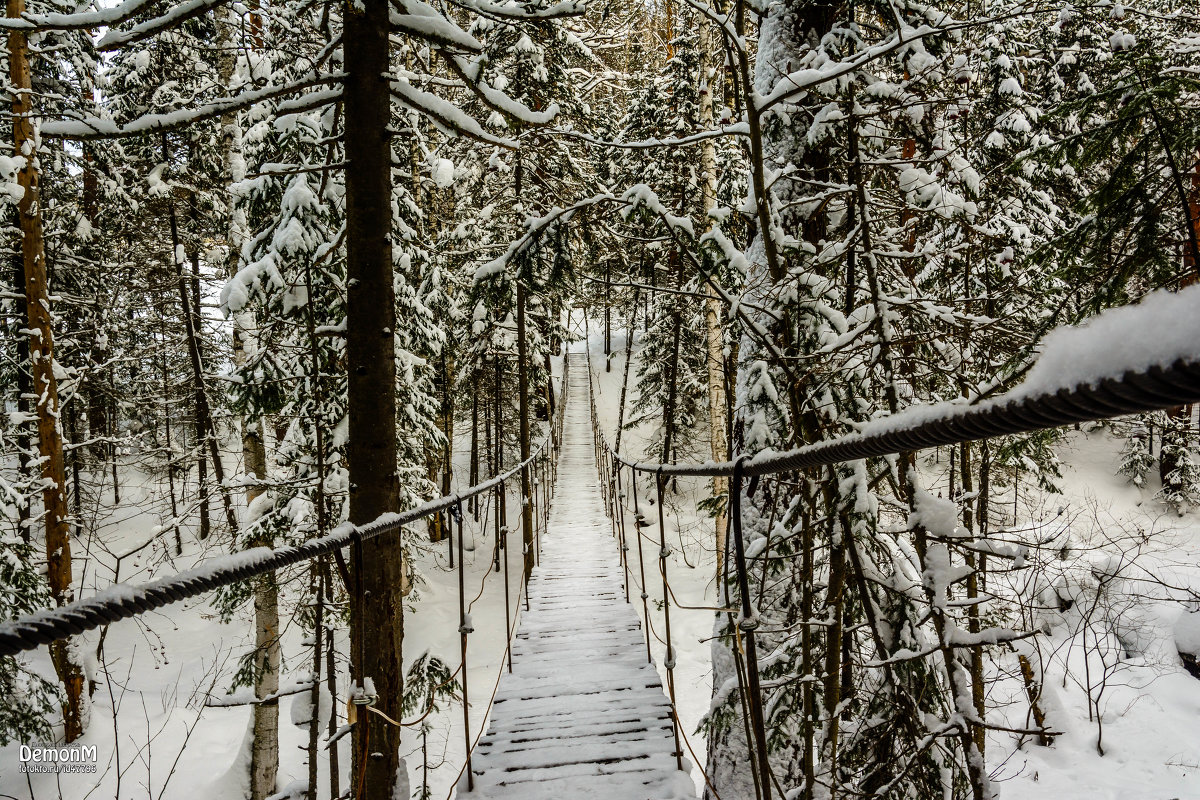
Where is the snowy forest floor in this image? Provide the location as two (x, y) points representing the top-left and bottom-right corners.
(3, 320), (1200, 800)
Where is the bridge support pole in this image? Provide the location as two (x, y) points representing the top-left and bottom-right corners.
(631, 471), (653, 662)
(656, 472), (684, 771)
(457, 500), (474, 791)
(730, 459), (773, 800)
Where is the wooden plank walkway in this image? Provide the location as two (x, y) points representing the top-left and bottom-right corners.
(460, 367), (696, 800)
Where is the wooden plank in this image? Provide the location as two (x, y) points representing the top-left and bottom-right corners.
(461, 370), (694, 800)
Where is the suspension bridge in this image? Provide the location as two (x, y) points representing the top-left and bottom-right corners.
(3, 315), (1200, 799)
(460, 366), (694, 799)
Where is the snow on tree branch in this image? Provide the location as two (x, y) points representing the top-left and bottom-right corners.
(42, 74), (344, 140)
(390, 2), (483, 53)
(442, 53), (559, 126)
(389, 79), (517, 149)
(0, 0), (228, 32)
(95, 0), (234, 50)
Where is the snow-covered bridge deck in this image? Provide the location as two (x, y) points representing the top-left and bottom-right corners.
(461, 369), (695, 799)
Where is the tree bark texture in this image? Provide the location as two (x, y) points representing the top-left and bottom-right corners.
(8, 0), (85, 742)
(344, 0), (405, 795)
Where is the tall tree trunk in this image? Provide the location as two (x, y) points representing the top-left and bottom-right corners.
(8, 245), (33, 541)
(164, 140), (238, 536)
(515, 150), (535, 580)
(218, 10), (269, 508)
(613, 295), (637, 455)
(218, 14), (277, 798)
(517, 279), (534, 579)
(190, 246), (210, 540)
(698, 42), (729, 580)
(251, 551), (281, 800)
(469, 388), (479, 517)
(344, 1), (404, 796)
(604, 260), (612, 372)
(8, 0), (85, 741)
(81, 126), (109, 467)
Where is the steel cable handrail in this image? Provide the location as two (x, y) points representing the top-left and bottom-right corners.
(0, 434), (556, 658)
(581, 299), (1200, 800)
(604, 358), (1200, 476)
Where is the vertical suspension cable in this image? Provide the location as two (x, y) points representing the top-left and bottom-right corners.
(616, 465), (630, 604)
(456, 498), (474, 792)
(656, 470), (684, 771)
(500, 478), (513, 673)
(631, 467), (653, 662)
(731, 457), (773, 800)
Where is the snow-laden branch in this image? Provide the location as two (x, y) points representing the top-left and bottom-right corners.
(389, 79), (517, 149)
(0, 0), (227, 32)
(96, 0), (231, 50)
(475, 192), (620, 281)
(442, 53), (559, 126)
(391, 1), (483, 53)
(757, 22), (944, 111)
(442, 0), (585, 21)
(42, 73), (343, 140)
(556, 122), (750, 149)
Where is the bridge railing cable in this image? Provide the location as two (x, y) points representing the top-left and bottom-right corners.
(581, 301), (1200, 800)
(0, 436), (551, 659)
(0, 348), (573, 800)
(607, 358), (1200, 478)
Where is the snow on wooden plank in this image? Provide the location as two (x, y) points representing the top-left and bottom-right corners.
(460, 369), (695, 799)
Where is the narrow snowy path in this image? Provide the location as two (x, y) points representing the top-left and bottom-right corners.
(461, 366), (695, 799)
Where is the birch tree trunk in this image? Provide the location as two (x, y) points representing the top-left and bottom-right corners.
(8, 0), (85, 741)
(698, 35), (729, 581)
(219, 16), (278, 799)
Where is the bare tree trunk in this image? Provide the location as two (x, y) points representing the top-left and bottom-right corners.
(164, 145), (238, 536)
(698, 41), (729, 579)
(469, 387), (479, 516)
(8, 246), (32, 542)
(324, 560), (341, 800)
(217, 15), (277, 798)
(190, 243), (210, 540)
(604, 260), (612, 372)
(344, 1), (405, 795)
(517, 279), (534, 579)
(8, 1), (85, 740)
(515, 151), (535, 580)
(158, 326), (182, 556)
(251, 563), (280, 800)
(960, 440), (985, 755)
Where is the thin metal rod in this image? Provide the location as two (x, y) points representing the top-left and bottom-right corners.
(456, 500), (474, 792)
(656, 471), (684, 771)
(501, 488), (513, 673)
(616, 465), (630, 603)
(631, 467), (653, 662)
(731, 459), (772, 800)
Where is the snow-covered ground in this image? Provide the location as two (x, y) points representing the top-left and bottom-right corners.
(981, 426), (1200, 799)
(580, 319), (1200, 800)
(3, 317), (1199, 800)
(1, 409), (549, 800)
